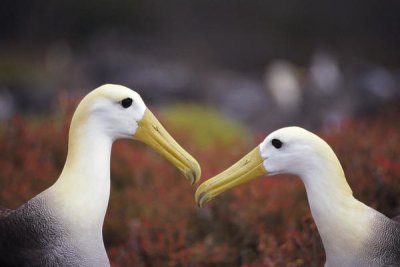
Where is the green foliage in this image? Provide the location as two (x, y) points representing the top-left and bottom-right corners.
(162, 104), (249, 146)
(0, 104), (399, 266)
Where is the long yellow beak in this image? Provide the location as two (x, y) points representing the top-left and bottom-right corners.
(133, 109), (201, 184)
(195, 146), (266, 207)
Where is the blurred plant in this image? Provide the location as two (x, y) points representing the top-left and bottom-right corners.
(0, 100), (399, 266)
(162, 104), (249, 146)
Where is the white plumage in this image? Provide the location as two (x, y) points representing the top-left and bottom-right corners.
(196, 126), (400, 267)
(0, 84), (200, 266)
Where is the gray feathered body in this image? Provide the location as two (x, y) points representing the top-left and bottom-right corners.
(324, 212), (400, 267)
(0, 196), (70, 267)
(0, 195), (108, 267)
(360, 214), (400, 267)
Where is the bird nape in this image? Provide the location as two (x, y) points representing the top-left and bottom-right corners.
(0, 84), (201, 267)
(196, 126), (400, 267)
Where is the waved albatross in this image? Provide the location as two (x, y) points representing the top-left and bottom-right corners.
(196, 126), (400, 267)
(0, 84), (201, 267)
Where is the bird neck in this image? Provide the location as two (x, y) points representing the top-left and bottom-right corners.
(300, 155), (374, 261)
(50, 117), (113, 232)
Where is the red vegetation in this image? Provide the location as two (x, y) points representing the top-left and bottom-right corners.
(0, 104), (399, 267)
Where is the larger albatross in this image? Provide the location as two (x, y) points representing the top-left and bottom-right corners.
(196, 127), (400, 267)
(0, 84), (201, 267)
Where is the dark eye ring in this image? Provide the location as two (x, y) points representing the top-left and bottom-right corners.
(121, 98), (133, 108)
(272, 139), (283, 149)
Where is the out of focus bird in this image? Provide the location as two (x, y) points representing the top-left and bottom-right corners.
(0, 84), (201, 267)
(196, 127), (400, 267)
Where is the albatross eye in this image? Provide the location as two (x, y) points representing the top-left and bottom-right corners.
(272, 139), (283, 149)
(121, 98), (133, 108)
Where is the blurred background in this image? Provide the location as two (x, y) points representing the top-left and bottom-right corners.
(1, 0), (400, 130)
(1, 1), (400, 266)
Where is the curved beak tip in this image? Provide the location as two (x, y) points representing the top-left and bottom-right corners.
(134, 109), (202, 185)
(196, 192), (207, 208)
(194, 146), (266, 207)
(189, 171), (198, 185)
(186, 162), (201, 185)
(195, 183), (210, 207)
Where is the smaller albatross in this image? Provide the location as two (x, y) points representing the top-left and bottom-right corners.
(196, 126), (400, 267)
(0, 84), (201, 267)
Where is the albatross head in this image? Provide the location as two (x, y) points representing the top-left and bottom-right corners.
(71, 84), (201, 184)
(195, 126), (343, 206)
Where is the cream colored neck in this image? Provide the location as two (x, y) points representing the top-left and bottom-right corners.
(300, 158), (372, 262)
(50, 117), (113, 232)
